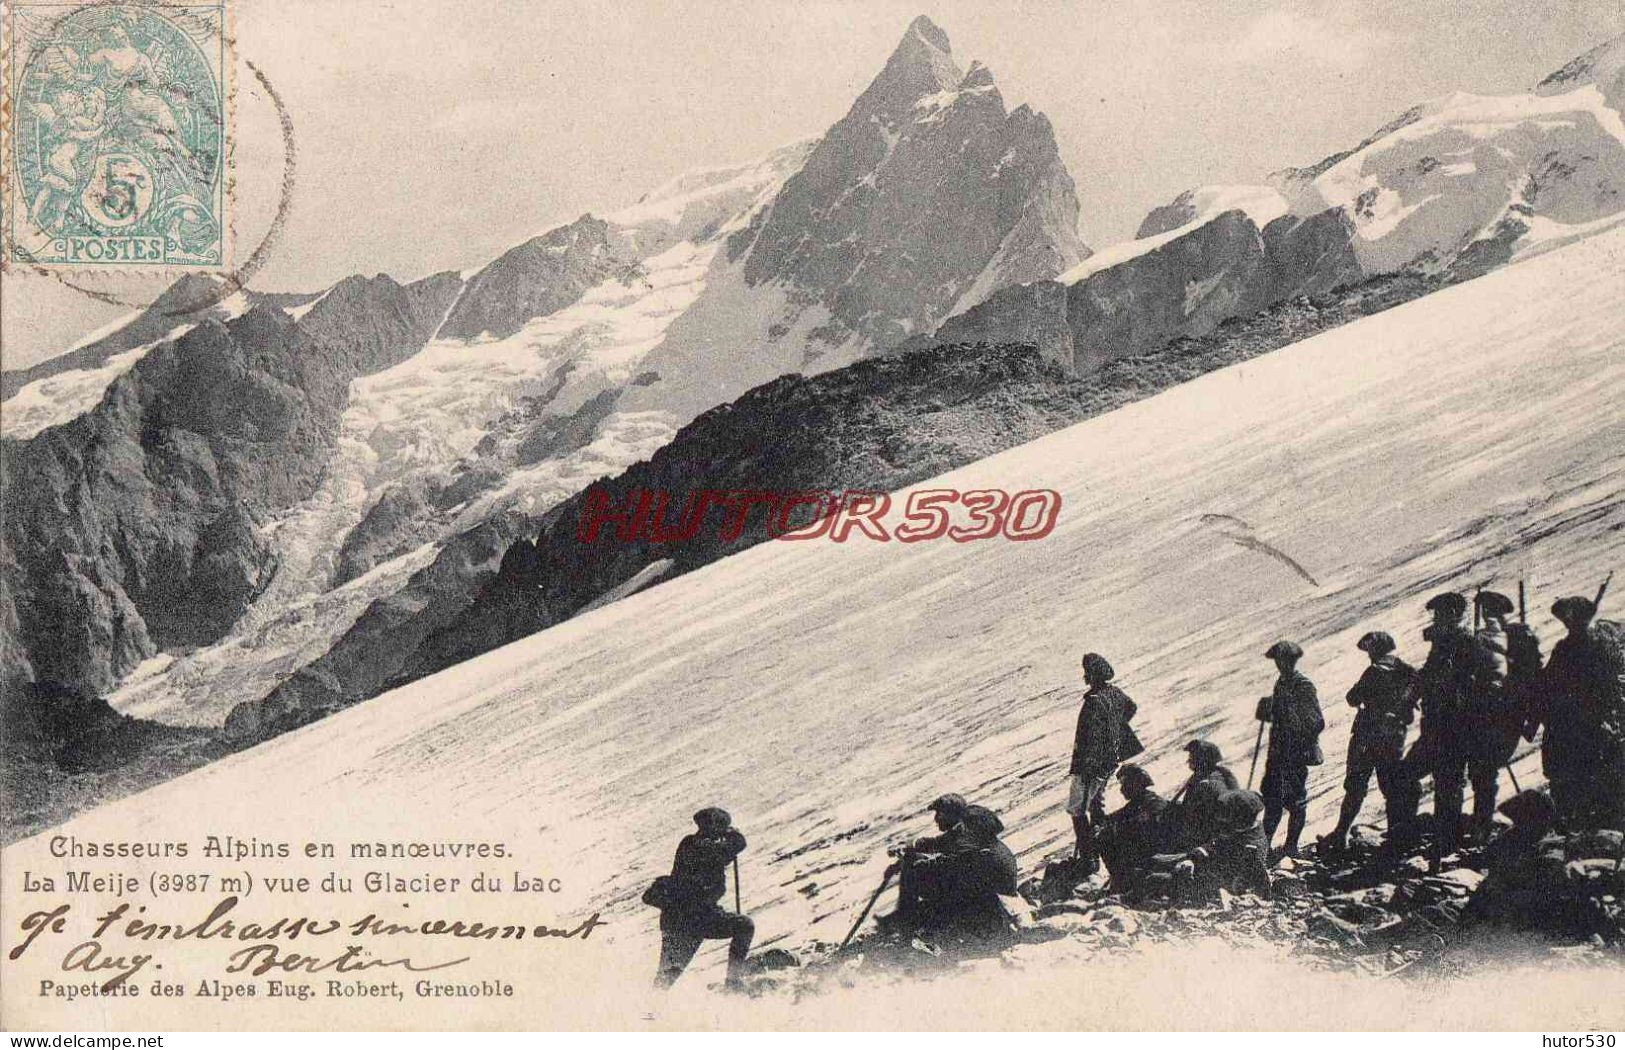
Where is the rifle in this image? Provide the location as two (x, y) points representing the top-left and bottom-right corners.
(732, 856), (742, 915)
(1518, 580), (1526, 624)
(1597, 571), (1614, 612)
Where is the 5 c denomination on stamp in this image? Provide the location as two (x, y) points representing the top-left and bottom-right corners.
(4, 0), (229, 269)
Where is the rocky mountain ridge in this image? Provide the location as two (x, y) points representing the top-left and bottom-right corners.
(3, 16), (1088, 735)
(906, 33), (1625, 371)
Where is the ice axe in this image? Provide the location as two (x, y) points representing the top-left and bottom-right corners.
(1247, 715), (1267, 790)
(838, 865), (896, 951)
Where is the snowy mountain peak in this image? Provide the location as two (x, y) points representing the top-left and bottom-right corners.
(907, 13), (951, 51)
(859, 14), (965, 117)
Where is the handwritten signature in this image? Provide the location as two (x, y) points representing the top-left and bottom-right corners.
(11, 896), (607, 992)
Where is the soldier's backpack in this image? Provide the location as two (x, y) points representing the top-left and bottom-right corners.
(641, 875), (676, 910)
(1593, 619), (1625, 739)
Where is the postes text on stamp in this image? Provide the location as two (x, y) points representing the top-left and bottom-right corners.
(5, 0), (229, 269)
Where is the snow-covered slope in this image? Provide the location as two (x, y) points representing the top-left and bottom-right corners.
(24, 224), (1623, 987)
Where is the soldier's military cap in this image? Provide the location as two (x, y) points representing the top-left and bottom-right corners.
(1356, 631), (1396, 655)
(1218, 789), (1265, 829)
(1080, 652), (1115, 682)
(1184, 739), (1223, 766)
(1264, 640), (1303, 660)
(1425, 592), (1467, 617)
(1116, 762), (1153, 788)
(1475, 590), (1515, 619)
(1551, 596), (1597, 623)
(693, 806), (732, 830)
(926, 793), (968, 819)
(961, 804), (1005, 837)
(1496, 788), (1556, 827)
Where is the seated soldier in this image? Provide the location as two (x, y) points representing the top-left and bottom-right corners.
(1097, 763), (1172, 893)
(883, 793), (970, 929)
(1140, 790), (1272, 904)
(1170, 739), (1240, 849)
(1463, 789), (1569, 928)
(916, 805), (1020, 944)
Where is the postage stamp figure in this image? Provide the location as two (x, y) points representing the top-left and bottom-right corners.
(5, 1), (228, 269)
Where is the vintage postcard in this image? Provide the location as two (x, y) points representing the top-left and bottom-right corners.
(2, 0), (1623, 1035)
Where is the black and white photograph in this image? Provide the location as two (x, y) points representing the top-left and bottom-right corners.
(2, 0), (1623, 1034)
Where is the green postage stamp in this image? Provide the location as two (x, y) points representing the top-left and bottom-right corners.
(4, 0), (229, 269)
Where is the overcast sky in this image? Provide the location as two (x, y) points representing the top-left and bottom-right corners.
(4, 0), (1620, 368)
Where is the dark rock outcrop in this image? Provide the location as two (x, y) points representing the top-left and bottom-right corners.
(0, 276), (314, 402)
(926, 206), (1361, 374)
(0, 272), (463, 701)
(435, 215), (621, 341)
(224, 509), (535, 741)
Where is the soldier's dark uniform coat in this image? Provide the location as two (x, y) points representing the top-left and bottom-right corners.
(1098, 788), (1173, 889)
(1534, 627), (1622, 826)
(1069, 682), (1140, 866)
(1260, 668), (1325, 808)
(1070, 683), (1139, 777)
(1336, 654), (1417, 834)
(656, 828), (753, 986)
(1392, 622), (1490, 847)
(1173, 765), (1240, 848)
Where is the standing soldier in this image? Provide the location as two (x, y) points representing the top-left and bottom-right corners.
(1065, 653), (1141, 875)
(1320, 631), (1417, 854)
(654, 807), (754, 990)
(1392, 592), (1482, 862)
(1255, 641), (1326, 859)
(1530, 597), (1616, 827)
(1467, 591), (1526, 843)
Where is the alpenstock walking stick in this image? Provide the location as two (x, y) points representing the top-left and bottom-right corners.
(733, 856), (742, 914)
(1247, 717), (1267, 790)
(839, 867), (895, 950)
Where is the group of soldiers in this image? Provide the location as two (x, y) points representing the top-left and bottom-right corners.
(646, 586), (1623, 988)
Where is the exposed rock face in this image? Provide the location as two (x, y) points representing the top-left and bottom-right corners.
(927, 206), (1361, 373)
(0, 272), (462, 700)
(435, 216), (622, 341)
(726, 16), (1086, 352)
(225, 510), (535, 742)
(1534, 32), (1625, 113)
(0, 276), (312, 403)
